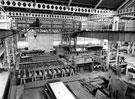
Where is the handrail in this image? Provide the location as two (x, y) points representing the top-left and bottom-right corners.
(81, 24), (135, 31)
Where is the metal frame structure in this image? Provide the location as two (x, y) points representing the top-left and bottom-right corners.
(7, 11), (87, 21)
(123, 0), (135, 9)
(116, 0), (130, 11)
(1, 0), (115, 15)
(0, 0), (134, 33)
(118, 7), (135, 15)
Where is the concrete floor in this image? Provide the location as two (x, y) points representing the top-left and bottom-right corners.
(8, 68), (134, 99)
(20, 70), (115, 99)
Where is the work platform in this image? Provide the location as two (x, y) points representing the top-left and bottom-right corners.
(75, 31), (135, 42)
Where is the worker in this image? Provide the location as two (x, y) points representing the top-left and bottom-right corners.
(70, 68), (74, 76)
(28, 70), (32, 77)
(44, 70), (47, 80)
(62, 68), (66, 77)
(22, 70), (27, 84)
(53, 69), (57, 78)
(33, 71), (38, 81)
(39, 70), (43, 80)
(48, 69), (53, 78)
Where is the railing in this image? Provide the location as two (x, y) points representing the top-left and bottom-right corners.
(81, 24), (112, 31)
(15, 17), (81, 34)
(81, 25), (135, 31)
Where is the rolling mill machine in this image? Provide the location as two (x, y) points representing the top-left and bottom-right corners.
(13, 50), (76, 85)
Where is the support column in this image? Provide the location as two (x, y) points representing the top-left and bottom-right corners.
(74, 37), (77, 51)
(5, 38), (10, 68)
(127, 42), (131, 54)
(11, 36), (15, 66)
(112, 16), (120, 31)
(12, 34), (17, 66)
(106, 40), (110, 70)
(116, 42), (120, 66)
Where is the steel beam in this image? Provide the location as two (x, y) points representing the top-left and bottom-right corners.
(89, 14), (113, 20)
(1, 0), (114, 15)
(33, 0), (37, 7)
(88, 0), (103, 17)
(7, 11), (87, 21)
(120, 14), (135, 19)
(0, 6), (5, 12)
(68, 0), (72, 7)
(0, 0), (5, 12)
(116, 0), (129, 11)
(118, 7), (135, 15)
(124, 0), (135, 8)
(94, 0), (103, 9)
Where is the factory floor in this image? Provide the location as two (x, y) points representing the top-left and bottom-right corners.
(21, 70), (116, 99)
(14, 68), (134, 99)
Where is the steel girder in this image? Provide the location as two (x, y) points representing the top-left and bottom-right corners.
(118, 7), (135, 15)
(1, 0), (115, 15)
(7, 11), (87, 21)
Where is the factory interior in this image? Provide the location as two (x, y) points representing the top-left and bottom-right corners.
(0, 0), (135, 99)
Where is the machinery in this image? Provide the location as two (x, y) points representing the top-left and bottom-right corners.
(14, 51), (76, 85)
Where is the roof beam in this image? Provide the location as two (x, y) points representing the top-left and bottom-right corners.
(0, 6), (5, 12)
(116, 0), (129, 11)
(94, 0), (103, 9)
(124, 0), (135, 8)
(2, 0), (115, 15)
(68, 0), (72, 8)
(68, 0), (73, 16)
(88, 0), (103, 17)
(33, 0), (37, 7)
(0, 0), (5, 12)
